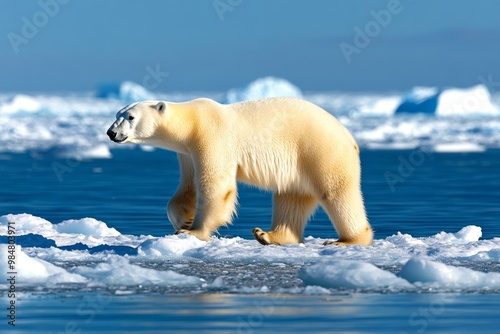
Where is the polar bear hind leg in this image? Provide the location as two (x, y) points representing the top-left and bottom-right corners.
(320, 182), (373, 246)
(252, 193), (317, 245)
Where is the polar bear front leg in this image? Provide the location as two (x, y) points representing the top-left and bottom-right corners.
(167, 154), (197, 231)
(167, 187), (196, 231)
(176, 153), (238, 241)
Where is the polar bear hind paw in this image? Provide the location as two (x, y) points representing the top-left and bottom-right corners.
(252, 228), (281, 246)
(322, 240), (351, 246)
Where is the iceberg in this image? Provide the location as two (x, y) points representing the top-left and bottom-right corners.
(395, 84), (499, 115)
(96, 81), (156, 103)
(395, 87), (440, 114)
(225, 77), (303, 103)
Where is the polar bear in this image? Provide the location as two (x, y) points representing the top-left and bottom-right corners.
(106, 97), (372, 246)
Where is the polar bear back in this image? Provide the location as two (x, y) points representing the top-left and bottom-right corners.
(215, 97), (359, 192)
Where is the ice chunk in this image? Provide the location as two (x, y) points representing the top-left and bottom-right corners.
(225, 77), (302, 103)
(138, 234), (207, 257)
(0, 95), (42, 115)
(299, 260), (413, 289)
(399, 258), (500, 289)
(432, 143), (486, 153)
(453, 226), (483, 242)
(1, 214), (147, 248)
(437, 85), (498, 115)
(0, 214), (55, 236)
(96, 81), (156, 103)
(209, 277), (226, 288)
(395, 87), (440, 114)
(55, 218), (121, 237)
(71, 258), (203, 287)
(395, 85), (499, 115)
(302, 285), (331, 295)
(0, 245), (87, 284)
(431, 225), (482, 244)
(49, 143), (112, 160)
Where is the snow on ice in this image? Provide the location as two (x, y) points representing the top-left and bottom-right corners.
(1, 213), (500, 294)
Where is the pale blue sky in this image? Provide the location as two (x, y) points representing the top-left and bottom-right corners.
(1, 0), (500, 92)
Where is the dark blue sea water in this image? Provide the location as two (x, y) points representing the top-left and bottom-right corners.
(1, 149), (500, 333)
(3, 149), (500, 240)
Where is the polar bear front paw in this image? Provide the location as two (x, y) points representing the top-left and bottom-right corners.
(252, 228), (281, 246)
(175, 228), (210, 241)
(175, 229), (191, 235)
(323, 240), (350, 246)
(180, 221), (193, 230)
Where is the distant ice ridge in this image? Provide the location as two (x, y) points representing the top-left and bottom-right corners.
(1, 79), (500, 156)
(1, 213), (500, 294)
(225, 77), (303, 103)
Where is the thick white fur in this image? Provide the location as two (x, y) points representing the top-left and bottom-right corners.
(107, 97), (372, 246)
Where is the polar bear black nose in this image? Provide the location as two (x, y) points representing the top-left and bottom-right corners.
(107, 129), (117, 140)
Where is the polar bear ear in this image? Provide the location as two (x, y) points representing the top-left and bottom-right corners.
(155, 101), (167, 113)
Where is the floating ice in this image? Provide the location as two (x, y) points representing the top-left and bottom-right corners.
(299, 257), (500, 291)
(299, 260), (412, 289)
(395, 85), (499, 115)
(55, 218), (121, 237)
(138, 234), (207, 257)
(0, 245), (202, 289)
(399, 258), (500, 290)
(432, 143), (486, 153)
(96, 81), (156, 103)
(0, 245), (87, 284)
(71, 258), (204, 287)
(2, 87), (500, 155)
(0, 94), (43, 115)
(395, 87), (440, 114)
(225, 77), (303, 103)
(1, 214), (500, 293)
(0, 214), (149, 248)
(0, 93), (120, 116)
(437, 85), (498, 115)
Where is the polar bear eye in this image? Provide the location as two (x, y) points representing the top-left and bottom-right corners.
(128, 116), (135, 121)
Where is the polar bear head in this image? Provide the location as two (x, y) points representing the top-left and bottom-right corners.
(107, 101), (167, 145)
